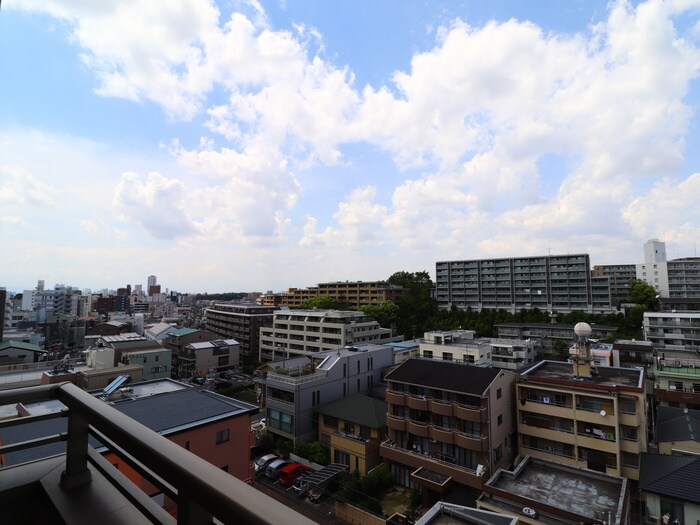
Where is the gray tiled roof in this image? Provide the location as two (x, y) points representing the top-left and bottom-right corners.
(657, 406), (700, 443)
(639, 453), (700, 505)
(0, 388), (256, 466)
(385, 358), (501, 396)
(316, 395), (387, 428)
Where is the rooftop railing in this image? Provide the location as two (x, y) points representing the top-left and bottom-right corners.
(0, 382), (315, 525)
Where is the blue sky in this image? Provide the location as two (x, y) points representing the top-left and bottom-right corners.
(1, 0), (700, 293)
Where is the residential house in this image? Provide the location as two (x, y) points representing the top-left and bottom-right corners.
(183, 339), (240, 378)
(257, 344), (394, 445)
(656, 406), (700, 456)
(639, 454), (700, 525)
(317, 394), (387, 475)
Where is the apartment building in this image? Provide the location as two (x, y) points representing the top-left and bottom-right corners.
(497, 322), (617, 354)
(259, 309), (400, 361)
(653, 355), (700, 410)
(637, 239), (700, 306)
(260, 280), (406, 309)
(381, 359), (516, 495)
(477, 456), (629, 525)
(644, 311), (700, 358)
(417, 330), (536, 370)
(204, 303), (277, 362)
(592, 264), (637, 304)
(257, 344), (394, 444)
(436, 253), (615, 314)
(517, 356), (647, 480)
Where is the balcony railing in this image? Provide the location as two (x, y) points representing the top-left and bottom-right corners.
(0, 383), (314, 525)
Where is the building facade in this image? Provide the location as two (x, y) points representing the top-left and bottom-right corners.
(204, 304), (277, 362)
(436, 254), (614, 314)
(381, 359), (516, 494)
(258, 344), (394, 445)
(317, 394), (387, 475)
(592, 264), (637, 304)
(517, 360), (647, 480)
(259, 309), (400, 361)
(643, 311), (700, 357)
(417, 330), (536, 371)
(259, 280), (406, 309)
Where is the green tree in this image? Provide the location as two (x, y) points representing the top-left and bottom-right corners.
(387, 271), (437, 339)
(360, 300), (400, 330)
(629, 280), (659, 310)
(294, 441), (330, 466)
(298, 295), (350, 310)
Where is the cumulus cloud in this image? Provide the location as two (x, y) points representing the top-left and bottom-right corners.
(0, 165), (57, 208)
(112, 171), (200, 239)
(9, 0), (700, 284)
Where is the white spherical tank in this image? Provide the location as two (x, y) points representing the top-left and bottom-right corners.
(573, 322), (592, 338)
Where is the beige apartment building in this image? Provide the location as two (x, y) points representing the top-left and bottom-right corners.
(516, 359), (647, 480)
(260, 280), (406, 308)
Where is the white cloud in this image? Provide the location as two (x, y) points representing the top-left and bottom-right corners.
(112, 171), (200, 240)
(5, 0), (700, 290)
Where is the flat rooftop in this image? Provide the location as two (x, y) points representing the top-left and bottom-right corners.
(521, 360), (643, 389)
(483, 457), (626, 524)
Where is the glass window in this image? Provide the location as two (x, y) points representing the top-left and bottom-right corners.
(216, 429), (229, 444)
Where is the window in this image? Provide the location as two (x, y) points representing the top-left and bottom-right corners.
(496, 388), (502, 400)
(357, 378), (361, 392)
(323, 415), (338, 428)
(497, 414), (503, 426)
(269, 409), (294, 434)
(494, 444), (502, 462)
(423, 350), (433, 359)
(442, 352), (453, 361)
(334, 450), (350, 466)
(344, 422), (355, 434)
(216, 429), (230, 444)
(357, 361), (361, 373)
(185, 441), (190, 450)
(622, 452), (639, 468)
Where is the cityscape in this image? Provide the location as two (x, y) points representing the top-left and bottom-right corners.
(1, 239), (699, 524)
(2, 1), (700, 525)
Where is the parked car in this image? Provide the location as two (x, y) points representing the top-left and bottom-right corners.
(278, 463), (310, 486)
(253, 454), (278, 473)
(265, 458), (292, 479)
(292, 473), (311, 495)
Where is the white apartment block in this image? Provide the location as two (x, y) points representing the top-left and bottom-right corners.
(417, 330), (536, 370)
(259, 309), (400, 360)
(643, 311), (700, 357)
(636, 239), (700, 300)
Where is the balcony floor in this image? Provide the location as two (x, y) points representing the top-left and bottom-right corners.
(1, 455), (168, 525)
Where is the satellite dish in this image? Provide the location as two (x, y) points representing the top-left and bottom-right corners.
(600, 409), (606, 417)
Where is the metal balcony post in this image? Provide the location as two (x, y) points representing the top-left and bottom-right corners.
(60, 409), (92, 489)
(177, 496), (211, 525)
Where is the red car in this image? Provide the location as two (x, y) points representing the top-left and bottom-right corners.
(278, 463), (310, 486)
